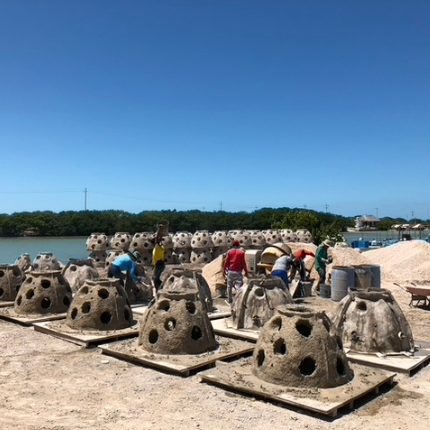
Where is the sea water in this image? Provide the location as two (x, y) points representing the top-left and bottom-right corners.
(0, 237), (89, 265)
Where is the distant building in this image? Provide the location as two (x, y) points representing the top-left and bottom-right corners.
(348, 215), (380, 231)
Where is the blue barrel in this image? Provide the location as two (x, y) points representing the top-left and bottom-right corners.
(331, 266), (355, 301)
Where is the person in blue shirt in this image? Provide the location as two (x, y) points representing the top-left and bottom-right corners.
(108, 251), (142, 287)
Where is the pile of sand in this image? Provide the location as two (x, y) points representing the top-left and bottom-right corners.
(365, 240), (430, 284)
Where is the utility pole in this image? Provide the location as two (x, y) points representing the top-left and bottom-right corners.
(325, 203), (328, 213)
(219, 201), (223, 211)
(84, 188), (87, 211)
(375, 207), (379, 218)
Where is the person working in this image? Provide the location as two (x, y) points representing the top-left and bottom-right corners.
(271, 253), (294, 289)
(108, 251), (142, 287)
(315, 239), (333, 293)
(290, 249), (316, 282)
(152, 238), (166, 291)
(223, 241), (248, 305)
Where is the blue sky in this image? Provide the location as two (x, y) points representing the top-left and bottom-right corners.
(1, 1), (429, 219)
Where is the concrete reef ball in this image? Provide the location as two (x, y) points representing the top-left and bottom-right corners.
(15, 270), (72, 315)
(252, 305), (353, 388)
(66, 278), (133, 331)
(138, 270), (218, 355)
(85, 233), (109, 252)
(332, 289), (415, 354)
(32, 252), (62, 271)
(0, 264), (24, 301)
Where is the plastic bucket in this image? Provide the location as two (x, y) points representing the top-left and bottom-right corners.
(354, 265), (372, 290)
(320, 283), (331, 299)
(331, 266), (355, 301)
(360, 264), (381, 289)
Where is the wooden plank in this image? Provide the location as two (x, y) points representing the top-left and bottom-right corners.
(346, 340), (430, 375)
(33, 320), (139, 348)
(201, 360), (396, 418)
(0, 301), (14, 308)
(99, 337), (254, 377)
(0, 307), (67, 326)
(211, 317), (260, 342)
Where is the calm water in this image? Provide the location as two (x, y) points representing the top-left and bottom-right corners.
(0, 237), (89, 265)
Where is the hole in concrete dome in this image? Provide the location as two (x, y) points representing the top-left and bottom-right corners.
(15, 285), (20, 292)
(186, 301), (196, 314)
(336, 335), (343, 350)
(148, 329), (159, 344)
(26, 277), (33, 283)
(254, 287), (264, 297)
(33, 264), (39, 269)
(98, 289), (109, 299)
(13, 267), (21, 276)
(158, 300), (170, 311)
(71, 308), (78, 319)
(191, 326), (202, 340)
(357, 301), (367, 311)
(164, 318), (176, 331)
(26, 289), (34, 300)
(41, 297), (51, 309)
(273, 338), (287, 355)
(80, 286), (89, 294)
(17, 296), (22, 306)
(70, 265), (77, 272)
(296, 320), (313, 338)
(336, 357), (346, 376)
(124, 309), (130, 321)
(0, 270), (4, 277)
(41, 279), (51, 289)
(256, 349), (265, 367)
(100, 311), (112, 324)
(63, 296), (70, 306)
(0, 288), (3, 297)
(299, 357), (316, 376)
(82, 302), (91, 313)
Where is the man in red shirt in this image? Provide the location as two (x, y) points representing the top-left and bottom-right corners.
(290, 249), (315, 282)
(223, 241), (249, 305)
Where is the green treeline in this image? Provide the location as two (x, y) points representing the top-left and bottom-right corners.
(0, 208), (414, 245)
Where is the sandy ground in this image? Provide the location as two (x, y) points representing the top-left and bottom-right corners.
(1, 280), (430, 430)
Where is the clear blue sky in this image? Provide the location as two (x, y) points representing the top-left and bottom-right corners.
(1, 1), (429, 220)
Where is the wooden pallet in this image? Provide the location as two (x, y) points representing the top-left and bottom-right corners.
(0, 307), (67, 326)
(33, 320), (139, 348)
(201, 360), (396, 418)
(211, 317), (260, 342)
(346, 340), (430, 376)
(99, 337), (254, 377)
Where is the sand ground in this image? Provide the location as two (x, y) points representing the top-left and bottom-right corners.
(1, 280), (430, 430)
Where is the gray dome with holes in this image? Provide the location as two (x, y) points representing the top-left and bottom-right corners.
(0, 264), (24, 301)
(14, 270), (72, 315)
(66, 278), (133, 331)
(138, 270), (218, 355)
(252, 305), (353, 388)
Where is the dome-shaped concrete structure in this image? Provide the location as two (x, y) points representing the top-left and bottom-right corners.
(66, 278), (133, 331)
(32, 252), (61, 271)
(252, 305), (353, 388)
(0, 264), (24, 301)
(14, 270), (72, 315)
(138, 270), (218, 355)
(332, 289), (414, 354)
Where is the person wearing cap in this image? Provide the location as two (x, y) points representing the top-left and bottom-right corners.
(223, 240), (248, 305)
(108, 251), (142, 287)
(271, 253), (294, 289)
(315, 239), (333, 293)
(290, 249), (316, 282)
(152, 238), (166, 291)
